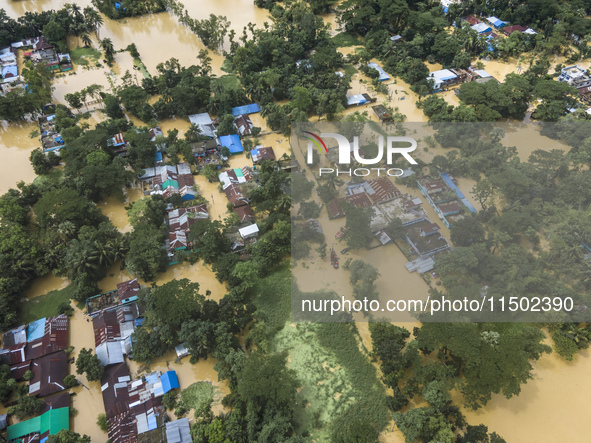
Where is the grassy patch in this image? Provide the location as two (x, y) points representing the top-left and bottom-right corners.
(33, 169), (65, 187)
(70, 47), (101, 66)
(180, 382), (219, 412)
(250, 262), (292, 338)
(343, 64), (358, 76)
(212, 74), (241, 91)
(252, 265), (389, 438)
(331, 32), (360, 47)
(316, 322), (390, 437)
(274, 323), (356, 439)
(133, 58), (151, 78)
(19, 284), (74, 324)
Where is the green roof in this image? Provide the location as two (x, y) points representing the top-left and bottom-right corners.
(162, 179), (179, 190)
(7, 407), (69, 441)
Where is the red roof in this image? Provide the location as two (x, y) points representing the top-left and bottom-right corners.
(327, 193), (373, 219)
(365, 177), (401, 203)
(28, 351), (68, 397)
(234, 205), (256, 222)
(93, 310), (121, 347)
(117, 279), (140, 301)
(425, 181), (444, 191)
(439, 202), (462, 214)
(224, 184), (248, 208)
(177, 173), (195, 187)
(252, 146), (276, 163)
(101, 363), (131, 419)
(465, 15), (481, 25)
(0, 344), (26, 366)
(25, 315), (68, 361)
(503, 25), (527, 34)
(421, 222), (440, 235)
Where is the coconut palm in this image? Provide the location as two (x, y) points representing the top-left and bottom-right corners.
(81, 33), (92, 48)
(323, 174), (344, 194)
(57, 221), (77, 240)
(84, 7), (103, 38)
(275, 194), (291, 213)
(100, 38), (115, 63)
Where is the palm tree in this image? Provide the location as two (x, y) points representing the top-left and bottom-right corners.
(275, 194), (291, 213)
(323, 174), (344, 194)
(81, 33), (92, 48)
(108, 239), (128, 263)
(100, 38), (115, 62)
(57, 221), (77, 241)
(83, 7), (104, 39)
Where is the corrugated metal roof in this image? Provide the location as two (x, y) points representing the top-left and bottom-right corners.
(219, 134), (244, 154)
(239, 224), (259, 238)
(161, 371), (179, 393)
(367, 62), (390, 81)
(165, 418), (192, 443)
(231, 103), (260, 116)
(7, 407), (69, 440)
(346, 94), (367, 106)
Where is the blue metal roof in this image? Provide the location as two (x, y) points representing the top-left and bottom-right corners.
(27, 318), (46, 342)
(147, 415), (158, 431)
(219, 134), (243, 154)
(439, 173), (477, 213)
(1, 65), (18, 78)
(367, 62), (390, 81)
(231, 103), (260, 116)
(154, 151), (163, 162)
(161, 371), (179, 393)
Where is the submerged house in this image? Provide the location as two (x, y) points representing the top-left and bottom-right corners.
(219, 167), (253, 188)
(28, 351), (68, 397)
(188, 113), (216, 138)
(251, 146), (276, 164)
(6, 407), (70, 442)
(234, 114), (254, 136)
(219, 134), (244, 155)
(367, 62), (390, 81)
(427, 69), (459, 91)
(100, 364), (179, 443)
(231, 103), (260, 116)
(346, 93), (375, 107)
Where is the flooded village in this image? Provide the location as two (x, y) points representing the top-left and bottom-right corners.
(1, 0), (591, 442)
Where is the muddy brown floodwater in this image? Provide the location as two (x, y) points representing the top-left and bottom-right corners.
(0, 122), (39, 194)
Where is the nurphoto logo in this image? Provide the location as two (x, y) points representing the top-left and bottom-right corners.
(303, 130), (418, 177)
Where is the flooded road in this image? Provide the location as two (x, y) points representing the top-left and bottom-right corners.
(68, 306), (106, 441)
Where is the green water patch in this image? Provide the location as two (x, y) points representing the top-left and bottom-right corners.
(343, 64), (358, 76)
(70, 47), (101, 66)
(331, 32), (360, 47)
(273, 322), (355, 439)
(181, 381), (220, 412)
(213, 74), (241, 91)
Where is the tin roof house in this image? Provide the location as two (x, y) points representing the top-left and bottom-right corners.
(28, 351), (68, 397)
(231, 103), (260, 116)
(251, 146), (276, 164)
(165, 417), (193, 443)
(234, 114), (255, 136)
(367, 62), (390, 81)
(188, 113), (216, 138)
(219, 134), (244, 155)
